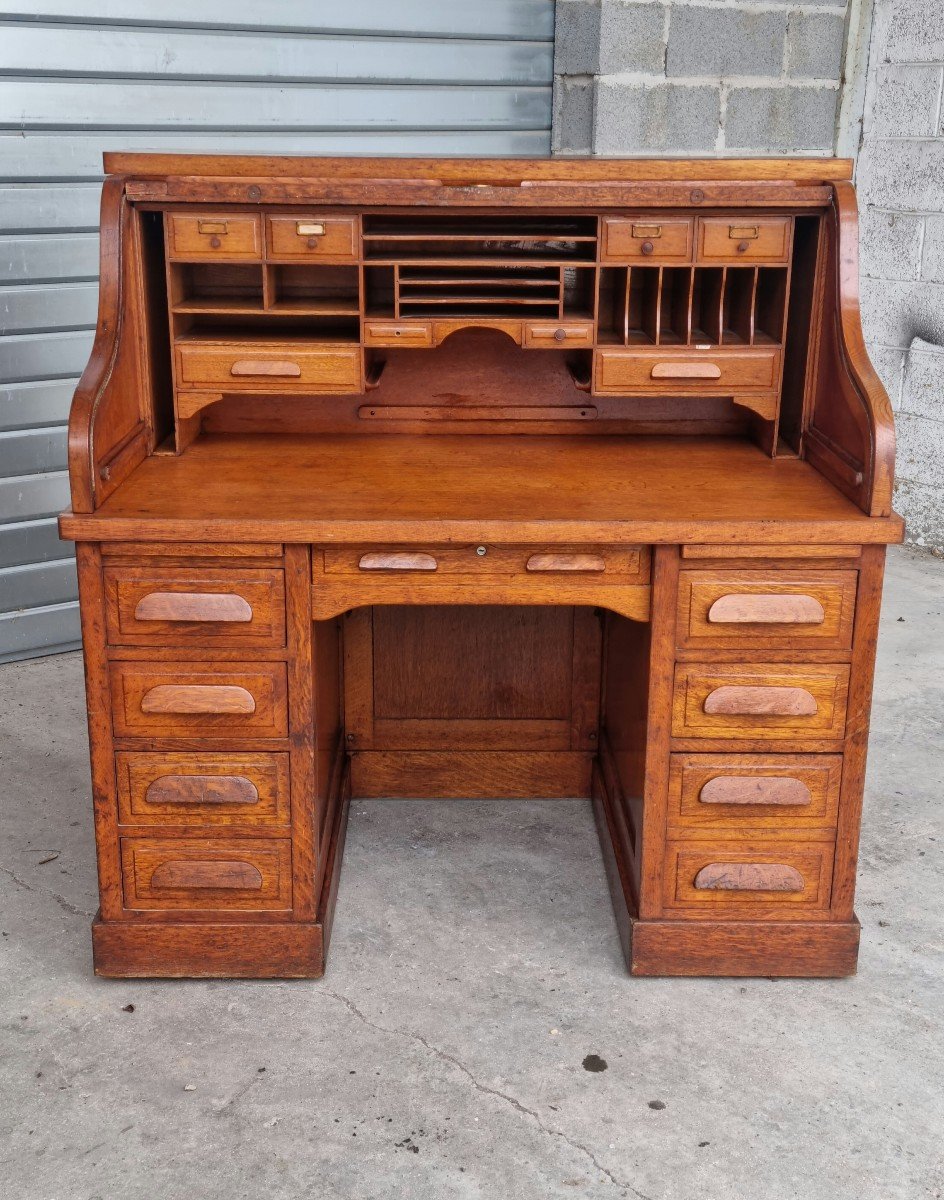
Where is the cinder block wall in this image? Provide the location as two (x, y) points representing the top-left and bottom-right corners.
(856, 0), (944, 552)
(553, 0), (850, 154)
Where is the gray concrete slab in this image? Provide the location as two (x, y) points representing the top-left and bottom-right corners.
(1, 545), (942, 1200)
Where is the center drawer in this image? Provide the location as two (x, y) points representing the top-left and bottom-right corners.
(175, 340), (362, 393)
(320, 543), (649, 580)
(110, 661), (288, 739)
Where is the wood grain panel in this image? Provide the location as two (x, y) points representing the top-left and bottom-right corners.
(116, 751), (290, 827)
(672, 662), (849, 742)
(104, 566), (285, 647)
(121, 837), (292, 911)
(664, 840), (832, 917)
(351, 750), (592, 799)
(678, 570), (857, 649)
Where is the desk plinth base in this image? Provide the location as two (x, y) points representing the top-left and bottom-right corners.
(92, 791), (351, 980)
(592, 787), (860, 979)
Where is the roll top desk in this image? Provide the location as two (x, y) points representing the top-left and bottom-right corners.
(60, 156), (902, 979)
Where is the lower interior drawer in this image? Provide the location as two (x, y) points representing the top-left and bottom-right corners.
(594, 347), (781, 395)
(175, 341), (362, 393)
(120, 837), (293, 911)
(663, 840), (834, 918)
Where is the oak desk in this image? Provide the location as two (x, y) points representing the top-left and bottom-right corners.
(60, 155), (902, 979)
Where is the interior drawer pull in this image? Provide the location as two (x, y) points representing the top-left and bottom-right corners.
(728, 225), (759, 240)
(134, 591), (253, 623)
(197, 220), (228, 236)
(651, 362), (722, 379)
(296, 221), (326, 237)
(699, 776), (813, 806)
(231, 360), (302, 378)
(704, 685), (818, 716)
(145, 774), (260, 806)
(707, 594), (826, 625)
(693, 862), (805, 892)
(358, 552), (438, 571)
(526, 553), (606, 573)
(150, 859), (263, 891)
(632, 224), (662, 238)
(140, 684), (256, 715)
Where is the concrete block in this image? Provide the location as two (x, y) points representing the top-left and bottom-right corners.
(859, 209), (924, 282)
(667, 7), (786, 79)
(901, 337), (944, 422)
(554, 0), (602, 76)
(867, 344), (908, 409)
(594, 79), (719, 153)
(886, 0), (944, 65)
(871, 65), (943, 139)
(785, 11), (847, 80)
(860, 278), (944, 353)
(598, 1), (667, 76)
(922, 216), (944, 284)
(858, 139), (944, 213)
(894, 410), (944, 491)
(893, 477), (944, 549)
(725, 86), (838, 152)
(552, 76), (594, 154)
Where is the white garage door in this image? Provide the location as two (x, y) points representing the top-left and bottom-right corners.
(0, 0), (555, 660)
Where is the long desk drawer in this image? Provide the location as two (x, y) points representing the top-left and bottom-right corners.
(103, 567), (286, 648)
(677, 570), (858, 651)
(110, 661), (288, 739)
(672, 662), (850, 743)
(121, 837), (292, 911)
(321, 543), (649, 580)
(594, 347), (781, 395)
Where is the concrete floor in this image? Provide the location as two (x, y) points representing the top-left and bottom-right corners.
(0, 545), (942, 1200)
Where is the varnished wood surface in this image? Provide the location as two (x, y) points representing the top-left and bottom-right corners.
(61, 434), (903, 544)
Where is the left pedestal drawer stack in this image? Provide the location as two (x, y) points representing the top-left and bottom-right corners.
(75, 541), (323, 977)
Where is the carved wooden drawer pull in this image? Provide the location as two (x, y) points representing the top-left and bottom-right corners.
(699, 776), (813, 806)
(358, 552), (438, 571)
(145, 775), (260, 806)
(651, 362), (722, 379)
(140, 684), (256, 715)
(526, 553), (606, 573)
(134, 591), (253, 623)
(231, 360), (301, 378)
(694, 862), (805, 892)
(704, 685), (818, 716)
(150, 860), (263, 890)
(707, 594), (825, 625)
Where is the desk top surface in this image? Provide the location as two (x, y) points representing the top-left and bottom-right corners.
(61, 434), (903, 545)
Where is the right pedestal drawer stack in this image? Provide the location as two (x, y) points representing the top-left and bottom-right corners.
(663, 545), (881, 925)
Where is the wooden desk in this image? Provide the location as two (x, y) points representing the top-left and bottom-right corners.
(60, 155), (901, 979)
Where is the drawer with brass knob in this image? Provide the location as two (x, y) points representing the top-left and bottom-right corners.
(266, 215), (358, 260)
(601, 217), (694, 262)
(167, 213), (262, 261)
(696, 217), (792, 263)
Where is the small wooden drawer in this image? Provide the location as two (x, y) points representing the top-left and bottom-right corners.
(167, 213), (262, 261)
(696, 217), (792, 263)
(175, 340), (362, 393)
(320, 543), (648, 580)
(110, 661), (288, 739)
(116, 752), (290, 828)
(677, 570), (858, 651)
(594, 347), (781, 395)
(668, 753), (843, 833)
(664, 840), (833, 917)
(266, 215), (358, 261)
(103, 567), (286, 648)
(363, 320), (433, 348)
(121, 837), (292, 911)
(601, 217), (693, 262)
(672, 662), (850, 743)
(522, 321), (594, 349)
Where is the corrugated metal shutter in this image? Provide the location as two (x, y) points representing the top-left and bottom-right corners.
(0, 1), (555, 661)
